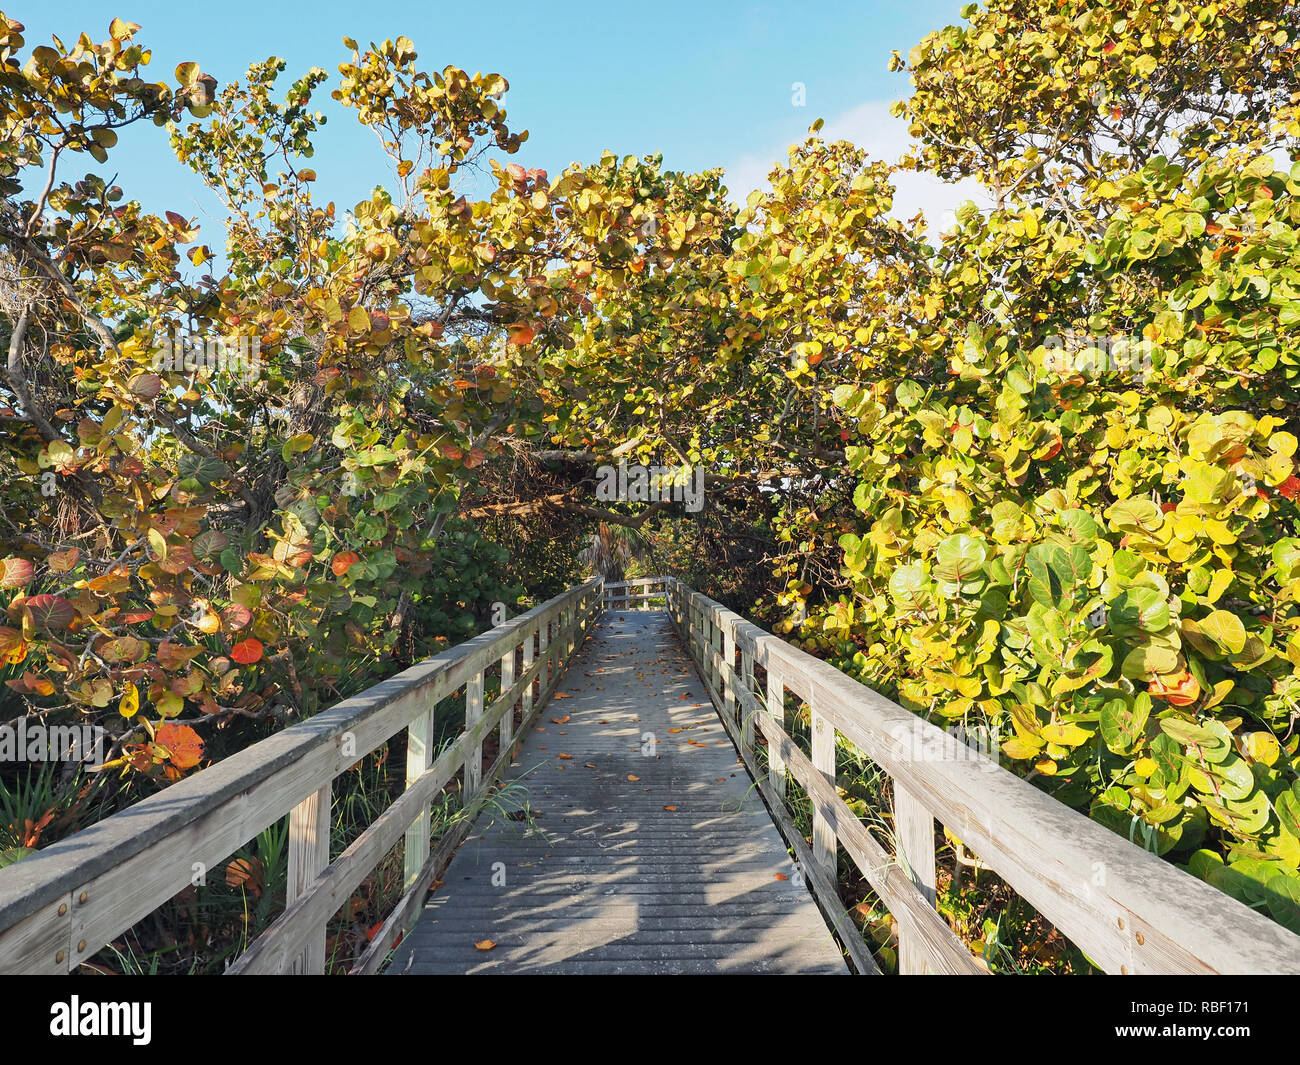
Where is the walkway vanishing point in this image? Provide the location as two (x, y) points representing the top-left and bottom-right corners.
(389, 606), (845, 974)
(1, 577), (1299, 975)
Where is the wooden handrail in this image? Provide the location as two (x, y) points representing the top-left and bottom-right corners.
(660, 575), (1300, 976)
(0, 577), (604, 975)
(600, 577), (667, 610)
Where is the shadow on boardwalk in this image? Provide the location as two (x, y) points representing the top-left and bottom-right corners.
(389, 611), (847, 974)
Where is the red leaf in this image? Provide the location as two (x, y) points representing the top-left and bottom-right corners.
(331, 550), (360, 576)
(230, 637), (264, 664)
(156, 722), (206, 770)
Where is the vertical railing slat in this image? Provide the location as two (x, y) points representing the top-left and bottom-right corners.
(402, 707), (434, 891)
(500, 637), (516, 755)
(464, 671), (485, 799)
(810, 704), (837, 880)
(287, 783), (331, 973)
(895, 784), (938, 975)
(766, 666), (787, 799)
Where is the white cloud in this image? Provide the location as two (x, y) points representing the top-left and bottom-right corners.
(723, 100), (991, 237)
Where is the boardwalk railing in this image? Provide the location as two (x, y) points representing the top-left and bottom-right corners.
(0, 577), (603, 975)
(601, 577), (667, 611)
(662, 575), (1300, 976)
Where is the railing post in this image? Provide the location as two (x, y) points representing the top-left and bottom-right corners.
(500, 636), (516, 755)
(521, 623), (534, 729)
(723, 625), (736, 722)
(287, 783), (330, 973)
(895, 785), (938, 975)
(403, 706), (435, 891)
(810, 702), (837, 880)
(740, 643), (755, 754)
(538, 617), (550, 694)
(464, 670), (484, 800)
(765, 664), (787, 798)
(711, 617), (723, 697)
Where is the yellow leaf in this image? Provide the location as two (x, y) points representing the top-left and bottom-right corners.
(1001, 735), (1042, 759)
(118, 682), (139, 718)
(1039, 722), (1094, 746)
(1243, 732), (1280, 766)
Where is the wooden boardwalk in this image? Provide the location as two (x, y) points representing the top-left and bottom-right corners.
(6, 577), (1297, 976)
(389, 610), (848, 974)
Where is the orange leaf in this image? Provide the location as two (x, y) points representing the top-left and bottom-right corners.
(331, 550), (360, 576)
(474, 939), (497, 951)
(225, 856), (264, 896)
(550, 715), (570, 724)
(553, 691), (572, 699)
(156, 722), (205, 769)
(627, 774), (640, 782)
(773, 873), (789, 881)
(557, 753), (573, 760)
(663, 805), (678, 811)
(230, 637), (263, 665)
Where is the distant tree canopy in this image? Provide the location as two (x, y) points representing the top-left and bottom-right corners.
(2, 2), (1300, 930)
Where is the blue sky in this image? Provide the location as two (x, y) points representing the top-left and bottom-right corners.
(24, 1), (977, 234)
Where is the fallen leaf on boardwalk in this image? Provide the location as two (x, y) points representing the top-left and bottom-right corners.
(627, 774), (640, 781)
(668, 727), (684, 734)
(558, 753), (573, 760)
(715, 778), (726, 782)
(679, 694), (690, 700)
(774, 873), (789, 881)
(584, 763), (597, 769)
(663, 805), (678, 811)
(598, 719), (609, 723)
(688, 739), (706, 747)
(553, 692), (572, 699)
(550, 715), (570, 724)
(538, 745), (548, 749)
(475, 940), (497, 951)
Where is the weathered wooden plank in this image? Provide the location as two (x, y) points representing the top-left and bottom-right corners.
(765, 664), (787, 801)
(810, 705), (837, 881)
(739, 645), (755, 755)
(403, 707), (435, 891)
(500, 642), (516, 753)
(893, 784), (937, 975)
(0, 894), (72, 974)
(287, 783), (331, 973)
(753, 713), (981, 975)
(463, 671), (485, 799)
(520, 625), (534, 726)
